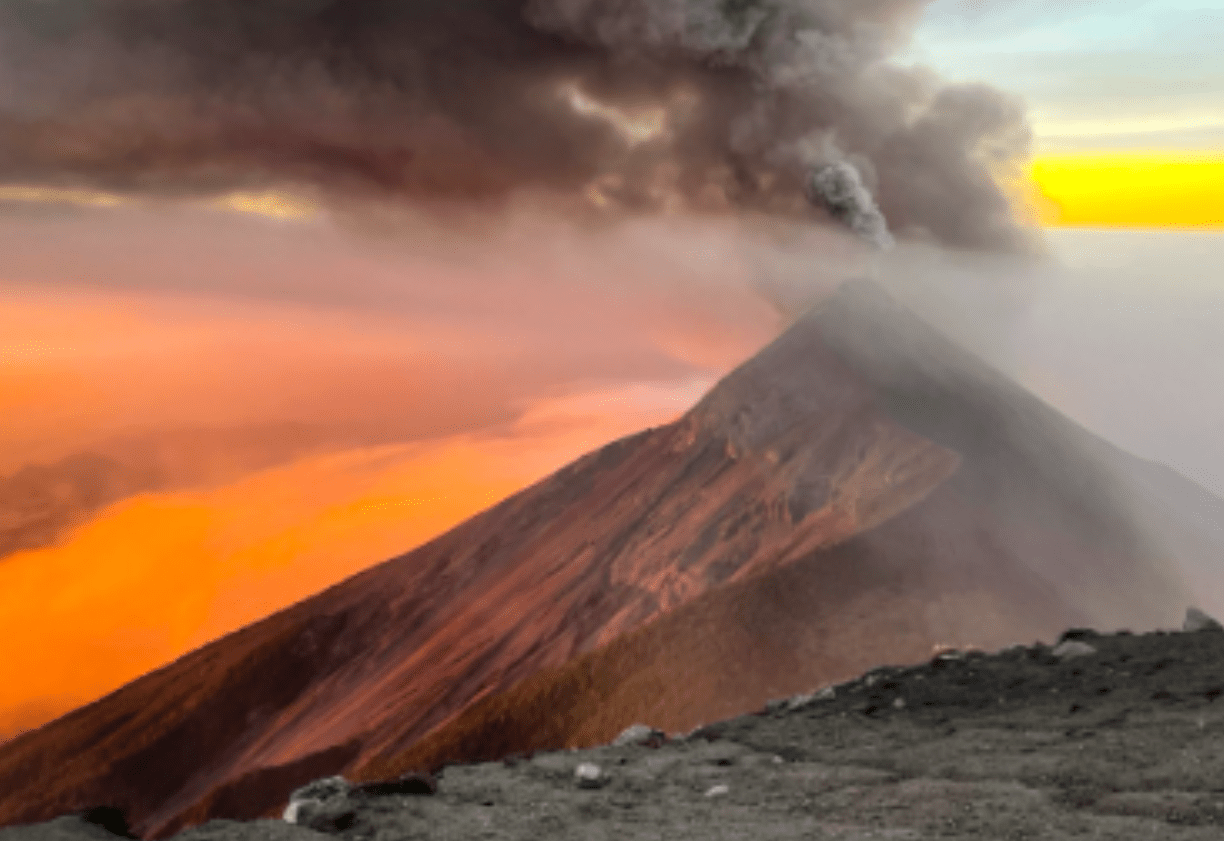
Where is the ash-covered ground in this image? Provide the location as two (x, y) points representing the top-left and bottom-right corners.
(10, 615), (1224, 841)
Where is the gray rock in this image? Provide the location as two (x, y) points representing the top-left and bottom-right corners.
(784, 693), (814, 711)
(286, 777), (350, 806)
(1183, 607), (1224, 633)
(612, 724), (666, 747)
(1051, 640), (1097, 660)
(785, 685), (838, 711)
(285, 802), (356, 835)
(283, 777), (355, 832)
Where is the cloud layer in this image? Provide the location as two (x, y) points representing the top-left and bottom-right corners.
(0, 0), (1034, 250)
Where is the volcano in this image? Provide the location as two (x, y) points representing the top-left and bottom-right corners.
(0, 281), (1217, 838)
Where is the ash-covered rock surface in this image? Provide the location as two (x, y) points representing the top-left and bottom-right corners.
(8, 616), (1224, 841)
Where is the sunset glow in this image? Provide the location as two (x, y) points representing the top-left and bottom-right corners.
(0, 377), (701, 740)
(1032, 152), (1224, 230)
(0, 212), (758, 741)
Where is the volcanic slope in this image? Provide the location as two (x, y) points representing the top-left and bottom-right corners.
(0, 281), (1211, 838)
(356, 283), (1224, 776)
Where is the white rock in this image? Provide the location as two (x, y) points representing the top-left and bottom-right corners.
(575, 762), (605, 789)
(892, 697), (906, 709)
(815, 686), (836, 701)
(612, 723), (665, 746)
(1052, 640), (1097, 660)
(1184, 607), (1224, 633)
(704, 784), (730, 798)
(785, 692), (814, 711)
(282, 802), (304, 824)
(283, 775), (350, 824)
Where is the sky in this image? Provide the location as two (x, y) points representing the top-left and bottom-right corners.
(905, 0), (1224, 152)
(0, 0), (1221, 741)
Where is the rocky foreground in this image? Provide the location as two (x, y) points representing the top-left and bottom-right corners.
(9, 613), (1224, 841)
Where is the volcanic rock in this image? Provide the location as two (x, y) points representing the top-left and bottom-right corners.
(1051, 640), (1098, 660)
(6, 624), (1221, 840)
(281, 779), (352, 833)
(1184, 607), (1223, 633)
(610, 725), (667, 748)
(572, 763), (604, 790)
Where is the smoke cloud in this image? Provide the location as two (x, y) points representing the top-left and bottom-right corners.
(808, 161), (893, 249)
(0, 0), (1036, 251)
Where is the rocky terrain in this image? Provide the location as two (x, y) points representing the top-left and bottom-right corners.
(7, 615), (1224, 840)
(1, 282), (1220, 837)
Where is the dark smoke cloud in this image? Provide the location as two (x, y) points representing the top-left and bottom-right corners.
(807, 161), (893, 249)
(0, 0), (1036, 251)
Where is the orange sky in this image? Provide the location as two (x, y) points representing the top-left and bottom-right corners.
(0, 207), (783, 741)
(0, 379), (709, 740)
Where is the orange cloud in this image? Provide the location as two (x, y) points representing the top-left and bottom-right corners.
(0, 207), (786, 474)
(0, 380), (697, 741)
(0, 285), (691, 474)
(1032, 152), (1224, 229)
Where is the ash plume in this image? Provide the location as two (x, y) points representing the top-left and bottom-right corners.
(807, 161), (894, 249)
(0, 0), (1035, 251)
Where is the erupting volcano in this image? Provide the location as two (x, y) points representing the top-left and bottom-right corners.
(1, 280), (1217, 838)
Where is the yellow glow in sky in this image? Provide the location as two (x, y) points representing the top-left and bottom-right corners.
(1031, 152), (1224, 229)
(0, 184), (319, 221)
(210, 190), (320, 221)
(0, 185), (128, 208)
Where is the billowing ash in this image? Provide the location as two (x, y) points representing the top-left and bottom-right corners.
(807, 162), (894, 250)
(0, 0), (1034, 251)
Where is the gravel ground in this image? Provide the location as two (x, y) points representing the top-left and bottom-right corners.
(7, 626), (1224, 841)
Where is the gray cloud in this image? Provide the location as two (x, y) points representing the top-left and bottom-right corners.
(807, 161), (893, 249)
(0, 0), (1037, 251)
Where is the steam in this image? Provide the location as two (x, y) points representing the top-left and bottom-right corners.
(0, 0), (1036, 251)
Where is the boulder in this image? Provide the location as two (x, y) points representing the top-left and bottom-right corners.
(286, 777), (350, 806)
(574, 763), (605, 790)
(281, 770), (437, 833)
(612, 724), (667, 748)
(1051, 640), (1097, 660)
(1183, 607), (1224, 633)
(282, 776), (355, 832)
(286, 801), (357, 833)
